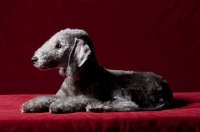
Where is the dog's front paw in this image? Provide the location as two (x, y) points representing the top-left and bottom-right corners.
(49, 100), (86, 114)
(21, 101), (48, 113)
(21, 101), (49, 113)
(86, 104), (111, 112)
(21, 101), (35, 113)
(49, 101), (65, 114)
(21, 97), (52, 113)
(49, 101), (75, 114)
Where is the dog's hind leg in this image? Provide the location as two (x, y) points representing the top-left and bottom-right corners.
(86, 100), (140, 112)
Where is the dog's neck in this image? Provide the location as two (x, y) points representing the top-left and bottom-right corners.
(63, 38), (112, 88)
(66, 54), (102, 81)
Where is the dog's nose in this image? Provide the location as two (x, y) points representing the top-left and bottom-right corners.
(31, 56), (38, 63)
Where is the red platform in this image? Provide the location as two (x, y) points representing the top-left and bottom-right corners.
(0, 93), (200, 132)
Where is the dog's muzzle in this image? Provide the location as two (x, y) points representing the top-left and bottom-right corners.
(31, 56), (58, 69)
(31, 56), (38, 64)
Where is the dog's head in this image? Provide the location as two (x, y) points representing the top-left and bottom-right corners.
(32, 28), (93, 74)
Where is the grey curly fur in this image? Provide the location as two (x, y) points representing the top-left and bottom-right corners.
(21, 28), (173, 113)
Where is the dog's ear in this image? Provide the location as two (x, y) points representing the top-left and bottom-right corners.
(68, 38), (91, 70)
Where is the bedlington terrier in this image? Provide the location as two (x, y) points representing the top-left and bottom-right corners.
(21, 28), (173, 113)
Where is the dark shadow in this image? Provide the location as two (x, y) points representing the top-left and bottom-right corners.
(172, 98), (192, 108)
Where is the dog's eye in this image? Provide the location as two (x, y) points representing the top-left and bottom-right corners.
(55, 43), (62, 49)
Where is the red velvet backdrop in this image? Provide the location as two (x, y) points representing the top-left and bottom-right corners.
(0, 0), (200, 94)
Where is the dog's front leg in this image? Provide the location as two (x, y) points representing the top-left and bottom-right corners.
(49, 95), (98, 113)
(21, 96), (58, 113)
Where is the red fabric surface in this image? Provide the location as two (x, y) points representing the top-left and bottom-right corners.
(0, 93), (200, 132)
(0, 0), (200, 94)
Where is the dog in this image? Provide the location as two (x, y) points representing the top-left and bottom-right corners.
(21, 28), (173, 113)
